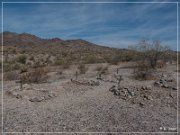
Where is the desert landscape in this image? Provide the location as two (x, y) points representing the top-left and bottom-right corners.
(0, 32), (179, 134)
(1, 2), (179, 134)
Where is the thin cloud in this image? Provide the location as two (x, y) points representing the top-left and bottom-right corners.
(2, 2), (178, 50)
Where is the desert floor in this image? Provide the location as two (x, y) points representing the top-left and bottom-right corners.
(1, 62), (179, 134)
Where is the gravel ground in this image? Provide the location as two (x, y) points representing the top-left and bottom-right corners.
(1, 63), (179, 134)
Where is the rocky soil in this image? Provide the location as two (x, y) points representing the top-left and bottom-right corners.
(1, 63), (179, 134)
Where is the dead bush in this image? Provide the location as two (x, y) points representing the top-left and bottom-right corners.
(94, 65), (109, 74)
(156, 60), (166, 68)
(3, 63), (12, 72)
(56, 70), (63, 75)
(108, 55), (119, 65)
(95, 65), (103, 71)
(11, 63), (21, 70)
(78, 64), (88, 74)
(29, 56), (34, 61)
(20, 67), (48, 83)
(131, 40), (169, 69)
(61, 64), (70, 69)
(4, 71), (19, 81)
(133, 62), (156, 80)
(20, 65), (28, 73)
(134, 70), (156, 80)
(130, 40), (170, 80)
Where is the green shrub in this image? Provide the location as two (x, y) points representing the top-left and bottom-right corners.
(55, 57), (72, 66)
(20, 65), (28, 73)
(121, 52), (135, 62)
(17, 55), (26, 64)
(3, 63), (11, 72)
(108, 55), (120, 65)
(82, 55), (97, 64)
(11, 63), (21, 70)
(54, 59), (64, 65)
(29, 56), (34, 61)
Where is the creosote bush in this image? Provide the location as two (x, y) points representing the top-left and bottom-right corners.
(82, 55), (97, 64)
(95, 65), (109, 74)
(4, 71), (19, 81)
(20, 67), (48, 83)
(17, 54), (27, 64)
(78, 64), (88, 74)
(131, 40), (170, 80)
(133, 62), (156, 80)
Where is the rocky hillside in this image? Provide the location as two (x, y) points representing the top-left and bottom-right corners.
(1, 32), (134, 71)
(1, 31), (114, 50)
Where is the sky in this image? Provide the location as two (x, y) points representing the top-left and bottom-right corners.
(1, 0), (178, 50)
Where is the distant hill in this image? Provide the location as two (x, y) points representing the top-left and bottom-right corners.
(1, 32), (114, 50)
(1, 32), (133, 68)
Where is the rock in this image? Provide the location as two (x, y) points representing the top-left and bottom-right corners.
(162, 84), (169, 88)
(139, 102), (144, 107)
(5, 90), (13, 96)
(109, 85), (116, 92)
(29, 96), (44, 102)
(127, 89), (135, 96)
(172, 87), (177, 90)
(148, 96), (153, 100)
(123, 87), (128, 90)
(44, 95), (52, 100)
(13, 86), (21, 91)
(12, 92), (18, 97)
(23, 84), (31, 90)
(16, 94), (23, 99)
(146, 85), (152, 90)
(165, 79), (173, 82)
(142, 85), (151, 90)
(114, 91), (120, 96)
(141, 86), (146, 90)
(144, 95), (153, 100)
(159, 79), (165, 83)
(89, 80), (100, 86)
(47, 93), (56, 98)
(154, 81), (161, 86)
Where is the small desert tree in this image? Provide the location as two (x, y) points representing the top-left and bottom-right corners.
(132, 40), (170, 69)
(130, 40), (170, 80)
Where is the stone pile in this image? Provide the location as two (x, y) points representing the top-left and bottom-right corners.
(109, 85), (153, 107)
(29, 92), (56, 102)
(5, 84), (57, 102)
(154, 78), (177, 90)
(71, 79), (100, 86)
(98, 74), (123, 83)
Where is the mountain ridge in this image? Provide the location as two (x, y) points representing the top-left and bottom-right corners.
(1, 31), (115, 50)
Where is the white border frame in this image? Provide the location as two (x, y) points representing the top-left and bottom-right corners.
(1, 1), (179, 134)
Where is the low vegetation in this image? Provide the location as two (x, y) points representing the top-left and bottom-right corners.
(94, 65), (109, 75)
(78, 64), (88, 74)
(2, 32), (177, 83)
(20, 67), (48, 83)
(130, 40), (171, 80)
(17, 54), (27, 64)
